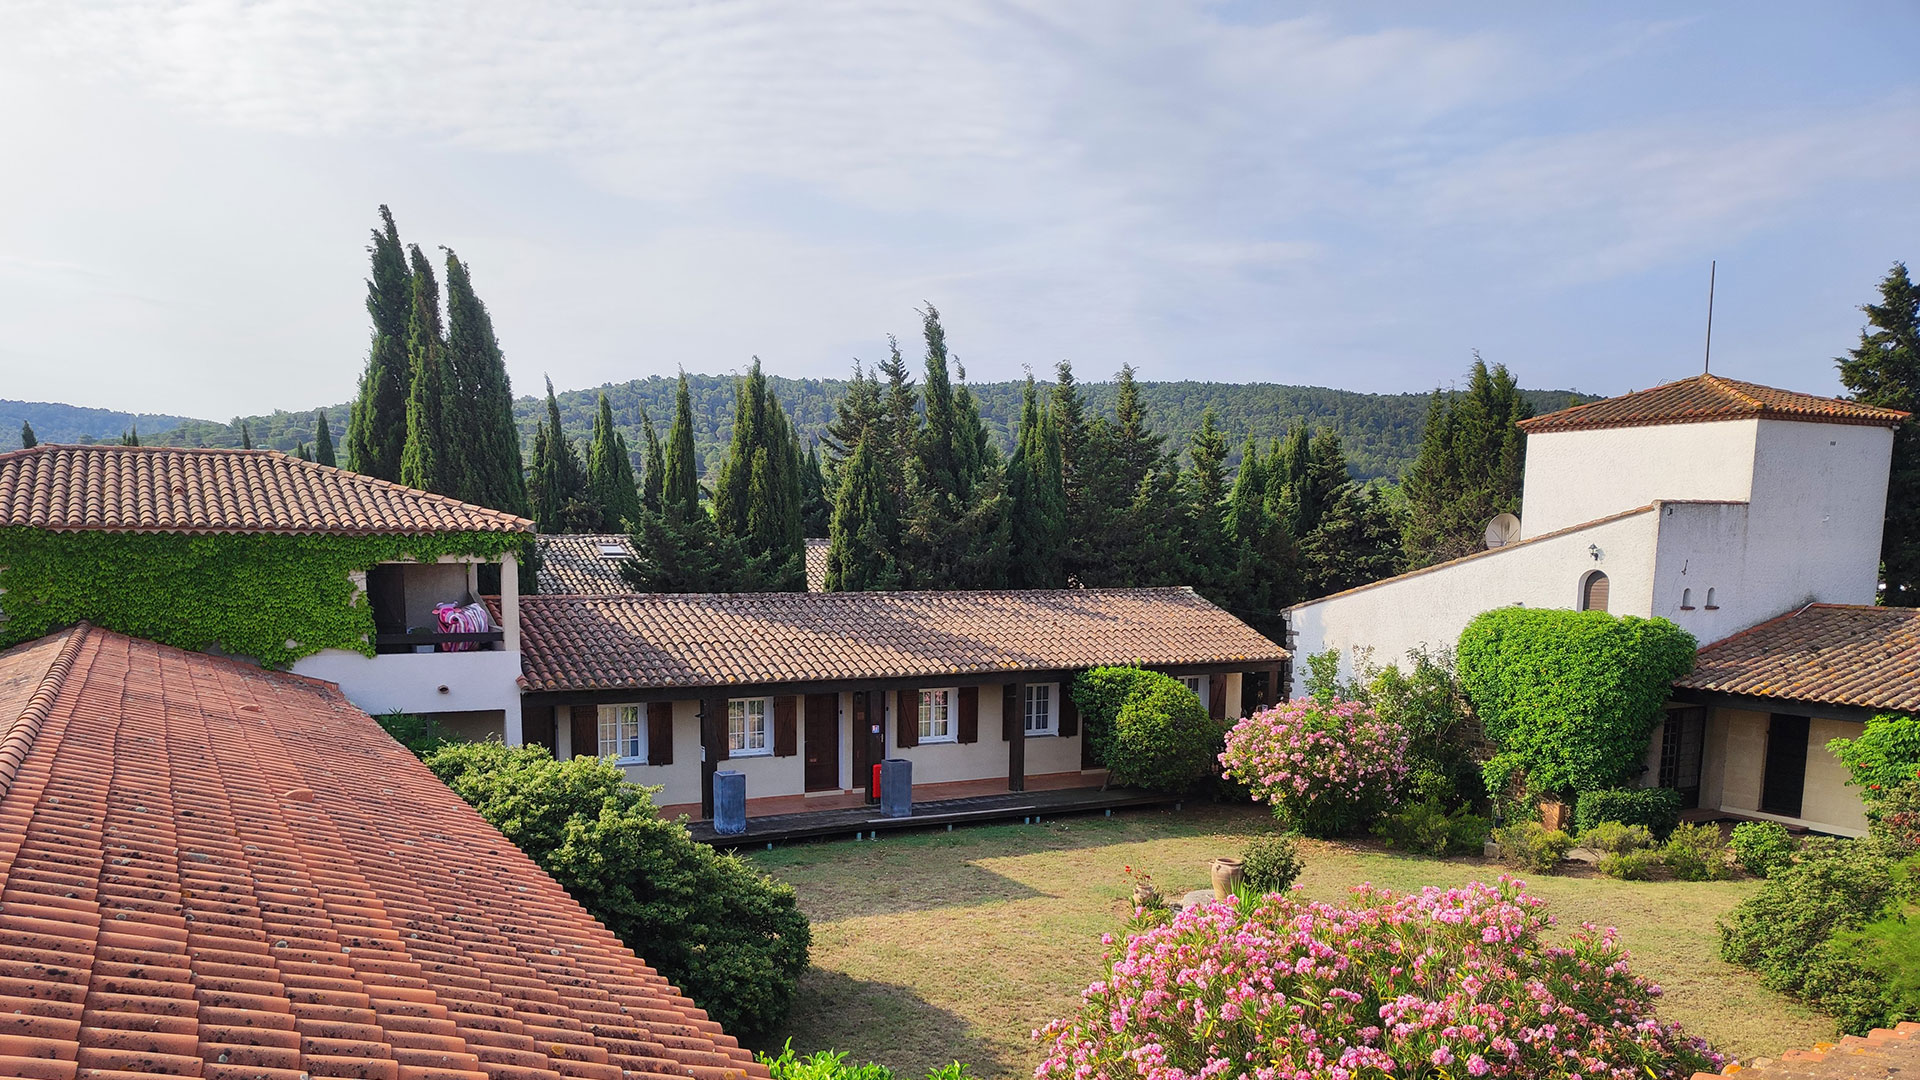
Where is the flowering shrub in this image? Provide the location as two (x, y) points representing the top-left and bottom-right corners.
(1220, 698), (1410, 836)
(1036, 879), (1722, 1080)
(1869, 774), (1920, 853)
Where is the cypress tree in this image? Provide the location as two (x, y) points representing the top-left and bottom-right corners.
(1221, 435), (1303, 638)
(294, 443), (310, 461)
(1053, 360), (1094, 585)
(640, 410), (665, 515)
(347, 206), (413, 479)
(19, 421), (36, 449)
(822, 361), (883, 479)
(120, 425), (139, 447)
(1183, 407), (1232, 598)
(663, 371), (702, 519)
(625, 372), (769, 592)
(1837, 261), (1920, 600)
(900, 306), (1008, 587)
(824, 436), (904, 591)
(530, 378), (594, 533)
(1006, 375), (1066, 588)
(916, 306), (965, 503)
(398, 251), (456, 497)
(312, 411), (337, 467)
(799, 440), (831, 537)
(587, 392), (644, 531)
(712, 359), (805, 588)
(241, 423), (253, 450)
(1401, 354), (1529, 568)
(442, 249), (528, 515)
(1301, 483), (1403, 598)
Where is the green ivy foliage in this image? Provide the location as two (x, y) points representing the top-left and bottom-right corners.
(0, 527), (521, 667)
(1829, 713), (1920, 800)
(1457, 608), (1697, 799)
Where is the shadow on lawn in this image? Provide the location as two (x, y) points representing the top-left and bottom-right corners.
(768, 968), (1013, 1079)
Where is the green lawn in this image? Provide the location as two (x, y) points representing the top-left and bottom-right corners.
(745, 802), (1837, 1079)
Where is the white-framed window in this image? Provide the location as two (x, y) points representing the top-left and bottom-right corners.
(599, 704), (645, 763)
(1024, 683), (1057, 736)
(918, 688), (957, 743)
(729, 697), (771, 756)
(1180, 676), (1208, 711)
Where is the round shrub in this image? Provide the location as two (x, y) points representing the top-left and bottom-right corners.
(425, 741), (811, 1041)
(1219, 698), (1409, 836)
(1069, 666), (1165, 770)
(1241, 833), (1304, 892)
(1662, 822), (1734, 881)
(1035, 880), (1723, 1079)
(1574, 787), (1684, 839)
(1493, 821), (1573, 874)
(1600, 848), (1663, 881)
(1457, 608), (1697, 798)
(1719, 839), (1905, 999)
(1579, 820), (1655, 855)
(1729, 821), (1798, 877)
(1108, 677), (1220, 792)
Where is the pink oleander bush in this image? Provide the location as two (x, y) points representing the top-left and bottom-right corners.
(1219, 698), (1411, 836)
(1035, 880), (1722, 1080)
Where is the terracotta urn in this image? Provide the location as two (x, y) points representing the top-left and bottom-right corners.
(1210, 856), (1246, 900)
(1539, 800), (1571, 833)
(1132, 881), (1161, 908)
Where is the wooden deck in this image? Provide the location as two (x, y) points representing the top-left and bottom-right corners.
(685, 785), (1181, 847)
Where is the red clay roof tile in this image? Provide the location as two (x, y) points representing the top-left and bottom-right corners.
(1676, 604), (1920, 713)
(1519, 374), (1908, 434)
(0, 625), (765, 1079)
(0, 445), (531, 535)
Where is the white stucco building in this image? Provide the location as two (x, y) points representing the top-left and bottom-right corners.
(1286, 374), (1910, 834)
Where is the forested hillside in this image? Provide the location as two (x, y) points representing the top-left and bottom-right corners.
(0, 400), (198, 448)
(53, 375), (1593, 482)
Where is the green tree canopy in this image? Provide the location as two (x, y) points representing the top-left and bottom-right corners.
(1837, 261), (1919, 601)
(397, 248), (457, 497)
(530, 378), (594, 533)
(1401, 354), (1530, 568)
(347, 205), (413, 479)
(713, 358), (805, 589)
(586, 392), (643, 531)
(442, 248), (528, 515)
(312, 410), (336, 467)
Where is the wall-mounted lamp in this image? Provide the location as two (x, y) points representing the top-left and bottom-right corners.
(1588, 544), (1603, 561)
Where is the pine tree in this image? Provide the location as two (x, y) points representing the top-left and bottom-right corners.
(442, 249), (529, 515)
(1006, 375), (1067, 588)
(312, 411), (337, 467)
(586, 392), (644, 531)
(347, 206), (413, 479)
(824, 436), (904, 591)
(712, 358), (806, 588)
(1182, 407), (1232, 598)
(1301, 483), (1403, 597)
(530, 378), (594, 532)
(1222, 436), (1303, 639)
(1837, 261), (1920, 600)
(1053, 360), (1094, 585)
(798, 440), (830, 537)
(120, 425), (139, 447)
(1079, 364), (1175, 586)
(398, 250), (457, 497)
(822, 361), (883, 478)
(19, 421), (36, 449)
(640, 411), (665, 515)
(1400, 354), (1530, 567)
(899, 306), (1006, 587)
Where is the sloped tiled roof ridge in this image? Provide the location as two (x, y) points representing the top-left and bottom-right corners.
(514, 586), (1286, 692)
(1676, 604), (1920, 713)
(0, 624), (764, 1080)
(1518, 374), (1908, 434)
(1693, 1021), (1920, 1079)
(0, 444), (532, 535)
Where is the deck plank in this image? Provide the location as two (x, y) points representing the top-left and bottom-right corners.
(684, 786), (1178, 846)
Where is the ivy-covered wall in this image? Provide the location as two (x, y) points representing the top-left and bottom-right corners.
(0, 527), (523, 667)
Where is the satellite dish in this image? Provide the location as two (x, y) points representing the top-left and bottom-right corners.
(1484, 513), (1521, 549)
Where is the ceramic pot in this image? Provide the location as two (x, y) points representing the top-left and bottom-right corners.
(1210, 856), (1245, 900)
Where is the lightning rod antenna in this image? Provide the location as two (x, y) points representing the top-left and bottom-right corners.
(1704, 260), (1716, 375)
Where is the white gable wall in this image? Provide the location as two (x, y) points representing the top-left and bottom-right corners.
(1743, 419), (1892, 611)
(1519, 420), (1757, 538)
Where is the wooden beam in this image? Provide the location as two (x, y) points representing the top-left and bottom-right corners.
(699, 693), (728, 820)
(1667, 687), (1876, 725)
(1008, 682), (1026, 793)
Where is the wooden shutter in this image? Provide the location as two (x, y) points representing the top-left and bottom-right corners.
(895, 691), (918, 748)
(570, 706), (597, 761)
(1208, 674), (1228, 721)
(957, 686), (979, 743)
(1002, 684), (1019, 740)
(774, 696), (799, 757)
(1582, 571), (1610, 612)
(647, 701), (674, 765)
(1058, 687), (1079, 738)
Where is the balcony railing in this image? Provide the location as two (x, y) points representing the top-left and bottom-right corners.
(373, 631), (505, 654)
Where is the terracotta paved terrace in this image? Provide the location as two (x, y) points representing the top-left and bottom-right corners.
(0, 624), (761, 1080)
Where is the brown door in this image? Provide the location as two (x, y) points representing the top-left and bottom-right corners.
(804, 693), (839, 792)
(851, 692), (880, 802)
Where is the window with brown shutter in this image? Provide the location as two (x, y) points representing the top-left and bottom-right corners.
(569, 706), (595, 761)
(1208, 674), (1227, 721)
(895, 691), (918, 748)
(647, 702), (674, 765)
(1002, 683), (1019, 740)
(773, 696), (798, 757)
(1581, 571), (1610, 612)
(957, 686), (979, 743)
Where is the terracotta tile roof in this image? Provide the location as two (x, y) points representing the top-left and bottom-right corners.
(515, 587), (1285, 692)
(804, 539), (827, 593)
(535, 534), (638, 594)
(1675, 604), (1920, 713)
(1518, 374), (1908, 434)
(0, 624), (763, 1079)
(0, 444), (532, 535)
(1693, 1021), (1920, 1079)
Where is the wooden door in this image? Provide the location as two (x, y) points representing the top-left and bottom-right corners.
(1659, 707), (1706, 810)
(1762, 713), (1810, 818)
(804, 693), (839, 792)
(851, 692), (880, 801)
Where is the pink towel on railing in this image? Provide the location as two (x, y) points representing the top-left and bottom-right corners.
(434, 602), (494, 651)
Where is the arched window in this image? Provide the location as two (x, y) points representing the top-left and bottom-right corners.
(1704, 587), (1717, 610)
(1680, 588), (1693, 610)
(1581, 570), (1610, 612)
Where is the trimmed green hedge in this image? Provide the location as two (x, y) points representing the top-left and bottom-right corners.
(1071, 666), (1221, 793)
(1575, 787), (1683, 839)
(0, 527), (520, 667)
(1457, 607), (1696, 798)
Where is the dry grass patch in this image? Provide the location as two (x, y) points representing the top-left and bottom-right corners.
(747, 803), (1836, 1078)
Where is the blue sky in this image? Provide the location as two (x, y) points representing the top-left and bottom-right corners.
(1, 2), (1915, 419)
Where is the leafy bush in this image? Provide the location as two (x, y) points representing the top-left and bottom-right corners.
(1072, 666), (1221, 792)
(1219, 698), (1409, 836)
(1241, 833), (1304, 892)
(425, 741), (811, 1041)
(1799, 887), (1920, 1035)
(1035, 880), (1723, 1079)
(1729, 821), (1798, 877)
(1360, 645), (1484, 807)
(1457, 608), (1696, 798)
(1492, 821), (1573, 874)
(1302, 648), (1345, 704)
(1828, 713), (1920, 799)
(376, 711), (454, 758)
(1870, 776), (1920, 854)
(759, 1041), (972, 1080)
(1600, 849), (1663, 881)
(1578, 821), (1654, 855)
(1574, 787), (1684, 839)
(1373, 796), (1491, 855)
(1662, 822), (1734, 881)
(1719, 840), (1906, 999)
